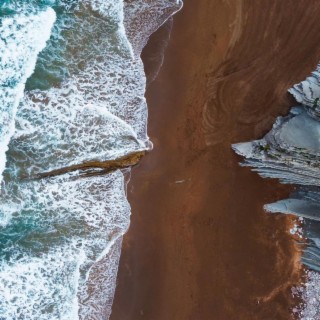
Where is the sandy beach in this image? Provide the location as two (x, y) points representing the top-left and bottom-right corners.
(111, 1), (320, 319)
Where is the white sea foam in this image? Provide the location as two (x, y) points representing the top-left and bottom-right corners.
(0, 246), (83, 320)
(0, 1), (139, 320)
(0, 0), (183, 319)
(0, 170), (130, 319)
(294, 271), (320, 319)
(9, 91), (146, 178)
(124, 0), (183, 56)
(0, 8), (55, 183)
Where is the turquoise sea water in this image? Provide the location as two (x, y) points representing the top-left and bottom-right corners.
(0, 0), (184, 318)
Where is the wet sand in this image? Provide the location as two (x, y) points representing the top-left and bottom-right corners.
(111, 1), (320, 319)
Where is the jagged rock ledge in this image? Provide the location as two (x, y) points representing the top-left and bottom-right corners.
(233, 106), (320, 186)
(232, 66), (320, 270)
(36, 151), (146, 179)
(232, 64), (320, 317)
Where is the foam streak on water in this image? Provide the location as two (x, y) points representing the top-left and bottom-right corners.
(0, 0), (183, 319)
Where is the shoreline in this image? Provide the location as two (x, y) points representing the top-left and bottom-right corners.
(111, 1), (320, 319)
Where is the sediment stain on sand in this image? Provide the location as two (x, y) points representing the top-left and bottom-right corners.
(204, 1), (320, 146)
(111, 1), (320, 319)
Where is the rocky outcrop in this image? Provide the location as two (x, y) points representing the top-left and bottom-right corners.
(233, 65), (320, 318)
(37, 151), (145, 179)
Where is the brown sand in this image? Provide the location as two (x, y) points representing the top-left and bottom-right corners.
(111, 1), (320, 319)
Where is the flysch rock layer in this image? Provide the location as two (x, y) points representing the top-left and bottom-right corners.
(232, 64), (320, 318)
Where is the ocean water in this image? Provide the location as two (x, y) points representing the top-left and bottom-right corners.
(0, 0), (182, 319)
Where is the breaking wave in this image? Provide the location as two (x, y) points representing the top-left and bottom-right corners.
(0, 0), (182, 319)
(0, 8), (55, 182)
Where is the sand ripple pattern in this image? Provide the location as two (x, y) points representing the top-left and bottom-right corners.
(203, 0), (320, 146)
